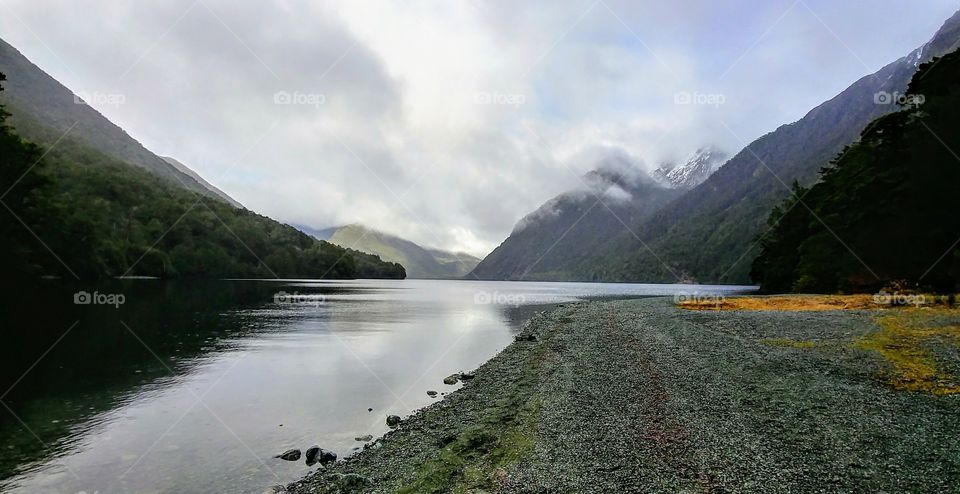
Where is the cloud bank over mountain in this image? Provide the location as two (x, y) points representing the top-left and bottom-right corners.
(1, 0), (956, 256)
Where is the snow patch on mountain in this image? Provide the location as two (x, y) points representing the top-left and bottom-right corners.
(653, 146), (728, 190)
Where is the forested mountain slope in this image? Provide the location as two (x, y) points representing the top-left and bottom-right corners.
(752, 49), (960, 293)
(0, 37), (222, 201)
(0, 49), (403, 281)
(573, 9), (960, 284)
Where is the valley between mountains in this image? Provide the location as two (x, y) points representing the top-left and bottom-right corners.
(2, 5), (960, 494)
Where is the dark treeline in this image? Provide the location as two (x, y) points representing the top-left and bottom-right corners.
(751, 50), (960, 293)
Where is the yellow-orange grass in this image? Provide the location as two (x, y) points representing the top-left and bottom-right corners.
(679, 295), (960, 395)
(856, 311), (960, 395)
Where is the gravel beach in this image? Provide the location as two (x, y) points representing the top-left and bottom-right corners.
(285, 297), (960, 493)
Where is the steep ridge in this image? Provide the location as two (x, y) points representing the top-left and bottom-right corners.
(161, 156), (243, 208)
(0, 37), (223, 201)
(0, 39), (404, 280)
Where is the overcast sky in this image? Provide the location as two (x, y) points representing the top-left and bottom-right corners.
(1, 1), (957, 256)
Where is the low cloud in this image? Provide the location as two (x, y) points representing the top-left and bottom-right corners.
(1, 0), (956, 256)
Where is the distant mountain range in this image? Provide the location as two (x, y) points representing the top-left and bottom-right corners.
(8, 7), (960, 284)
(472, 9), (960, 284)
(302, 224), (480, 279)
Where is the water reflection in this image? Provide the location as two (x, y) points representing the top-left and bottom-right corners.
(0, 279), (753, 493)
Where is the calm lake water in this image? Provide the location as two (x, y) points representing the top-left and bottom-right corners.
(0, 279), (754, 493)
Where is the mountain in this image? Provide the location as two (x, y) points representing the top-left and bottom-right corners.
(302, 224), (480, 279)
(652, 146), (729, 190)
(161, 156), (243, 208)
(0, 37), (222, 201)
(470, 153), (681, 280)
(752, 49), (960, 293)
(0, 40), (404, 280)
(483, 9), (960, 284)
(425, 248), (482, 277)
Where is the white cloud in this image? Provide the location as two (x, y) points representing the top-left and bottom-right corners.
(1, 0), (956, 257)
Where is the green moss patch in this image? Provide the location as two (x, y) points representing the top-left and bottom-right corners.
(397, 347), (545, 493)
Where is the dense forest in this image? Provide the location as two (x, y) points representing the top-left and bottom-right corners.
(751, 50), (960, 293)
(0, 74), (405, 281)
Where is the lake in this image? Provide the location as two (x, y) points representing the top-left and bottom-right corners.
(0, 279), (754, 493)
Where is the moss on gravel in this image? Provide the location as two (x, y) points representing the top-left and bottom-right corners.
(857, 308), (960, 395)
(397, 331), (546, 494)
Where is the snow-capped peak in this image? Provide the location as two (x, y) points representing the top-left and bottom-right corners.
(653, 146), (728, 190)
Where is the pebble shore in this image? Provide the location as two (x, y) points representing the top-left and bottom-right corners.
(285, 297), (960, 493)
